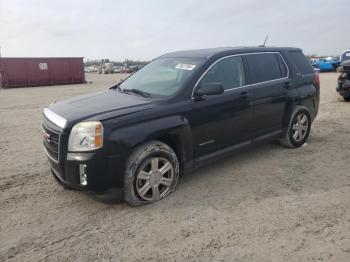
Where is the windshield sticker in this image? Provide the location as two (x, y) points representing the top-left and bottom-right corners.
(175, 64), (196, 71)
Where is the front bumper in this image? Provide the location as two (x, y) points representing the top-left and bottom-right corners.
(42, 108), (125, 202)
(47, 150), (126, 200)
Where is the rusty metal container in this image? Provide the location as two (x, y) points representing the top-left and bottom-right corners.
(0, 57), (85, 88)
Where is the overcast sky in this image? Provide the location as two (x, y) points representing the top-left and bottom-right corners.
(0, 0), (348, 60)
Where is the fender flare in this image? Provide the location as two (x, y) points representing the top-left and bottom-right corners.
(106, 115), (193, 163)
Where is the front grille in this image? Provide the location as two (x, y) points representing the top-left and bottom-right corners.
(42, 124), (60, 162)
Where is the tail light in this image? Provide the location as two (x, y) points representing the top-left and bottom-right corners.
(313, 68), (320, 86)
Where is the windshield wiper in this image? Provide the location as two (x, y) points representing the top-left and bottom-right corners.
(121, 88), (150, 98)
(110, 83), (121, 90)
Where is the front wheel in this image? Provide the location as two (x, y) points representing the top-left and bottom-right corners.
(280, 107), (312, 148)
(343, 96), (350, 102)
(124, 141), (179, 206)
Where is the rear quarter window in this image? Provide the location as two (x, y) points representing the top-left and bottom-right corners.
(246, 53), (284, 84)
(289, 51), (314, 74)
(276, 54), (288, 77)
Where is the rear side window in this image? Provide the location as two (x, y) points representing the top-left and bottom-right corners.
(276, 54), (288, 77)
(289, 51), (314, 74)
(246, 53), (284, 84)
(200, 56), (245, 90)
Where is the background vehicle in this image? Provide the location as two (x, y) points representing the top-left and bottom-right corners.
(129, 65), (142, 72)
(42, 47), (319, 206)
(84, 66), (98, 73)
(121, 65), (132, 73)
(336, 60), (350, 101)
(340, 50), (350, 63)
(98, 59), (114, 74)
(311, 57), (340, 72)
(114, 66), (122, 73)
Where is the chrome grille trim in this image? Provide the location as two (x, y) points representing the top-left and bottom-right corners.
(43, 143), (60, 163)
(42, 123), (61, 163)
(43, 108), (67, 129)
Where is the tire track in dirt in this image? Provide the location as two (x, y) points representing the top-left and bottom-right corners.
(0, 207), (141, 261)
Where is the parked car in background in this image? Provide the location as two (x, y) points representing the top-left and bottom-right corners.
(311, 57), (340, 72)
(340, 50), (350, 63)
(84, 66), (98, 73)
(121, 65), (133, 73)
(129, 65), (142, 72)
(336, 60), (350, 101)
(329, 56), (341, 70)
(42, 46), (319, 206)
(114, 66), (123, 73)
(98, 59), (115, 74)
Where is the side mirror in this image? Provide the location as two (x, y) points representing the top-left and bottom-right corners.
(194, 83), (224, 97)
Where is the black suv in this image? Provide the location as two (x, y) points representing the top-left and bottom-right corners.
(42, 46), (319, 206)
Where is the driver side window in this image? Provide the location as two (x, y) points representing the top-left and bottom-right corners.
(201, 56), (245, 90)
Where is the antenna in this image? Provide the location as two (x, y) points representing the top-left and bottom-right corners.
(259, 34), (269, 47)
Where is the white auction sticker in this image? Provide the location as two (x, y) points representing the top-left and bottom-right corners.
(175, 64), (196, 70)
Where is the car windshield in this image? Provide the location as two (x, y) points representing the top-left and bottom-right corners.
(119, 57), (204, 98)
(342, 52), (350, 62)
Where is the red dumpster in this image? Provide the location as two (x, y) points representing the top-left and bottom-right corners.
(0, 57), (85, 88)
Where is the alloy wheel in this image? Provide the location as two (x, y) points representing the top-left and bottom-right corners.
(136, 157), (174, 201)
(291, 113), (309, 142)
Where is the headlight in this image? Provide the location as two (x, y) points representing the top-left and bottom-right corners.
(68, 121), (103, 152)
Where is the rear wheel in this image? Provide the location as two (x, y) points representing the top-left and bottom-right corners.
(124, 141), (179, 206)
(280, 107), (311, 148)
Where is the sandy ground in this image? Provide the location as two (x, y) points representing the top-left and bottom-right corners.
(0, 72), (350, 262)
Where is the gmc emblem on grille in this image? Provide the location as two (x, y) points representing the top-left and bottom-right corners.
(43, 130), (51, 143)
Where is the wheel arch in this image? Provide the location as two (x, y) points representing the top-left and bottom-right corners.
(156, 133), (187, 175)
(283, 103), (312, 128)
(282, 93), (315, 131)
(106, 115), (193, 170)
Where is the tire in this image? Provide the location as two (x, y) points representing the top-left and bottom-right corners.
(280, 107), (312, 148)
(124, 140), (179, 206)
(344, 96), (350, 102)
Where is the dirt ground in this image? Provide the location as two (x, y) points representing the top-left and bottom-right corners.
(0, 72), (349, 262)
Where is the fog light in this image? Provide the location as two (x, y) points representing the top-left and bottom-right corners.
(79, 164), (88, 186)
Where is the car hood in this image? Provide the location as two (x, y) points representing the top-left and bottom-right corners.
(48, 90), (153, 128)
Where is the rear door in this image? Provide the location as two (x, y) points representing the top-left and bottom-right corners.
(245, 52), (289, 138)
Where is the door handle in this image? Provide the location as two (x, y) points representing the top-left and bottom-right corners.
(240, 91), (249, 99)
(284, 82), (291, 89)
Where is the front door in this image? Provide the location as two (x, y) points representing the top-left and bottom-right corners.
(188, 55), (254, 157)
